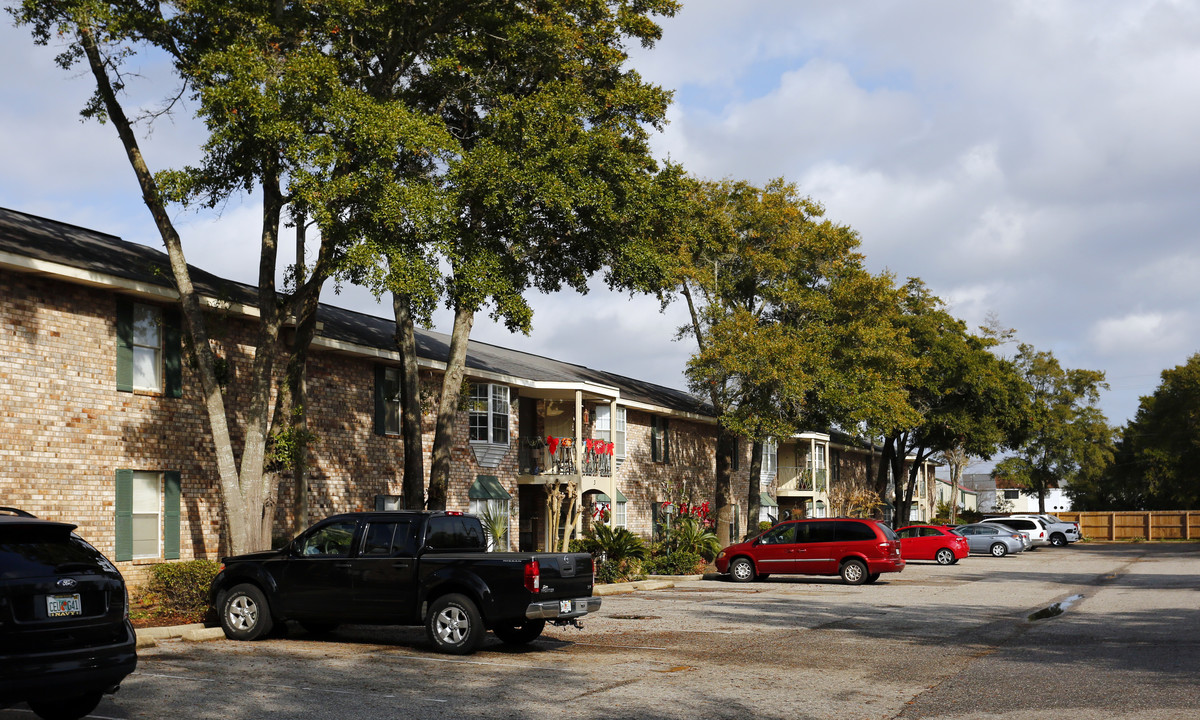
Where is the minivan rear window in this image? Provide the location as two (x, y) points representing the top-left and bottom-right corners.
(836, 521), (879, 542)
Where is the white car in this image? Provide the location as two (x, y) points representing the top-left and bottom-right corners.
(1009, 514), (1080, 546)
(981, 517), (1052, 548)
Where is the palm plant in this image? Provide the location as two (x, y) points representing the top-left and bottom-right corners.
(670, 516), (721, 560)
(588, 523), (648, 563)
(479, 506), (508, 551)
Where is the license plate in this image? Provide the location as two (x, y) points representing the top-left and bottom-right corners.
(560, 600), (572, 614)
(47, 593), (82, 618)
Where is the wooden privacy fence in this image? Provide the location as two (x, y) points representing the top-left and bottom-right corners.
(1056, 511), (1200, 541)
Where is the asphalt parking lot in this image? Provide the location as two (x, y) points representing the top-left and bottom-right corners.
(6, 543), (1198, 720)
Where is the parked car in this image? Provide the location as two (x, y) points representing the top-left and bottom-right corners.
(981, 516), (1051, 548)
(896, 525), (969, 565)
(953, 523), (1027, 557)
(208, 510), (600, 655)
(714, 518), (905, 585)
(1009, 514), (1080, 546)
(0, 508), (137, 720)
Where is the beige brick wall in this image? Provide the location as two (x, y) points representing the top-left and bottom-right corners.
(2, 267), (744, 581)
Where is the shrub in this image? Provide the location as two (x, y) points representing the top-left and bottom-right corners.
(644, 548), (705, 576)
(138, 559), (221, 621)
(596, 557), (645, 584)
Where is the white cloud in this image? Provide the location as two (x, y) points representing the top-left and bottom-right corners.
(1090, 312), (1187, 355)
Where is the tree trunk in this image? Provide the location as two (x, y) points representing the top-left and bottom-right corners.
(393, 293), (426, 509)
(79, 26), (261, 553)
(428, 306), (475, 510)
(747, 440), (765, 525)
(714, 429), (736, 546)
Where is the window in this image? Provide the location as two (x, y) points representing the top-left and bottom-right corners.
(651, 416), (670, 463)
(131, 472), (160, 559)
(116, 298), (181, 397)
(132, 305), (162, 391)
(374, 367), (401, 436)
(114, 469), (180, 561)
(614, 497), (627, 528)
(593, 406), (627, 458)
(469, 383), (510, 444)
(426, 516), (485, 550)
(469, 475), (512, 550)
(299, 521), (358, 557)
(762, 439), (778, 476)
(731, 438), (740, 471)
(1004, 490), (1020, 500)
(362, 521), (417, 557)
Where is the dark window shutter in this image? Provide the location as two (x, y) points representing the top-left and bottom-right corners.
(663, 418), (671, 464)
(164, 471), (181, 560)
(115, 469), (133, 561)
(163, 307), (183, 398)
(115, 298), (134, 392)
(373, 365), (387, 436)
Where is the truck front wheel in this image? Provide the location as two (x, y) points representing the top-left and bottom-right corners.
(220, 583), (274, 641)
(493, 619), (546, 646)
(427, 593), (484, 655)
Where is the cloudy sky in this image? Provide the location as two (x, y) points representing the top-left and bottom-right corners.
(4, 1), (1200, 460)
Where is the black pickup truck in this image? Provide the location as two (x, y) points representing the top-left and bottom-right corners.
(207, 511), (600, 654)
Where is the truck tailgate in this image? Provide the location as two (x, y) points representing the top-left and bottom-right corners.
(536, 552), (594, 599)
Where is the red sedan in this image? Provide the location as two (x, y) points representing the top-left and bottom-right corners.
(896, 525), (969, 565)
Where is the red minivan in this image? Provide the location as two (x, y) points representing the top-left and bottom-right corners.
(715, 518), (905, 585)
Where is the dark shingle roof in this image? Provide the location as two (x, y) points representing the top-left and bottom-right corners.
(1, 207), (709, 416)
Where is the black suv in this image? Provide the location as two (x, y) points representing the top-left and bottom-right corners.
(1, 508), (137, 720)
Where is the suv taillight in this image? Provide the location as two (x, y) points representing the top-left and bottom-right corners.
(524, 559), (540, 594)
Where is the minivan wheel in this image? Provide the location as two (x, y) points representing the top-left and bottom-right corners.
(840, 559), (868, 585)
(27, 691), (103, 720)
(729, 557), (756, 582)
(220, 583), (274, 641)
(990, 543), (1008, 558)
(935, 548), (955, 565)
(1050, 533), (1067, 547)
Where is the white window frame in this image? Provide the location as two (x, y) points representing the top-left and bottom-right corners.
(468, 383), (510, 445)
(593, 405), (627, 459)
(761, 438), (778, 484)
(132, 471), (162, 559)
(614, 498), (627, 528)
(132, 304), (163, 391)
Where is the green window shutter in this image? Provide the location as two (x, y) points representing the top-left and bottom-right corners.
(115, 298), (134, 392)
(115, 469), (133, 561)
(373, 365), (387, 436)
(163, 307), (183, 398)
(163, 471), (181, 560)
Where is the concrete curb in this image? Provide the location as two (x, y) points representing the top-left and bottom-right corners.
(135, 623), (225, 647)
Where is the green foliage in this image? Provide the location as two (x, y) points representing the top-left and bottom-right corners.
(996, 344), (1111, 511)
(1073, 353), (1200, 510)
(585, 524), (648, 584)
(662, 516), (721, 561)
(587, 523), (648, 563)
(137, 560), (221, 622)
(568, 537), (598, 555)
(478, 506), (509, 551)
(643, 547), (705, 576)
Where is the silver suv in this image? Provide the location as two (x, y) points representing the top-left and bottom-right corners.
(1010, 514), (1080, 546)
(981, 516), (1051, 548)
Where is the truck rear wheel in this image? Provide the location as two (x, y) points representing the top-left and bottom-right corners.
(427, 593), (484, 655)
(493, 619), (546, 646)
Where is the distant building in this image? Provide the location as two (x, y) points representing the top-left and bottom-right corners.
(961, 473), (1071, 514)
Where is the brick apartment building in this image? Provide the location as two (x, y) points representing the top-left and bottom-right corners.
(1, 207), (936, 581)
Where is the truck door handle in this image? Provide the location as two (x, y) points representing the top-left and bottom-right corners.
(334, 562), (352, 569)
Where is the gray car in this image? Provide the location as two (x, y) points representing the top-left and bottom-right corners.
(954, 523), (1026, 557)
